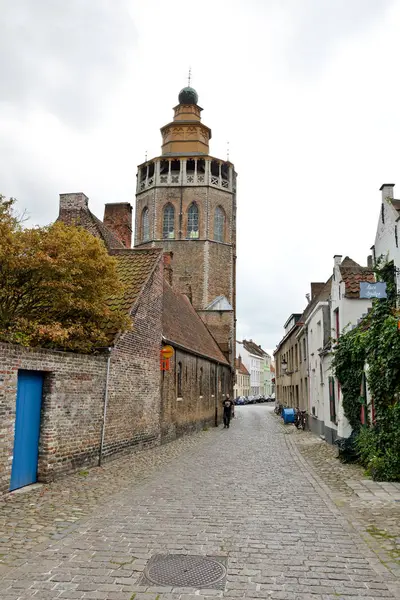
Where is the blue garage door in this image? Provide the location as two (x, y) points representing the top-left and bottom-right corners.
(10, 370), (44, 491)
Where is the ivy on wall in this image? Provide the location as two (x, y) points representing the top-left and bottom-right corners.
(332, 261), (400, 481)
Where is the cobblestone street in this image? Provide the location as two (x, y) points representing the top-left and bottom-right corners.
(1, 406), (400, 600)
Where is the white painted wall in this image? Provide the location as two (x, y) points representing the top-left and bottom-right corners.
(306, 302), (328, 423)
(236, 341), (262, 395)
(374, 184), (400, 290)
(330, 257), (372, 438)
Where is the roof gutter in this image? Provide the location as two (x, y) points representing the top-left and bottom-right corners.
(162, 336), (230, 368)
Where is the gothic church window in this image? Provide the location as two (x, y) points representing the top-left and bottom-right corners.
(214, 206), (225, 242)
(142, 207), (150, 242)
(187, 203), (199, 239)
(163, 204), (175, 239)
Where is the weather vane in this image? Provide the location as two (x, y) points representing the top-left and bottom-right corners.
(188, 67), (191, 87)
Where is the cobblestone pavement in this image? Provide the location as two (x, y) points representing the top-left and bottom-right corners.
(1, 406), (400, 600)
(286, 422), (400, 580)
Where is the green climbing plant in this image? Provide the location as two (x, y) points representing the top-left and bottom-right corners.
(332, 260), (400, 481)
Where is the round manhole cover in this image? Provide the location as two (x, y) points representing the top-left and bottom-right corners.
(145, 555), (226, 588)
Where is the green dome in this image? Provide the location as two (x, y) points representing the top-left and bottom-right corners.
(178, 87), (198, 105)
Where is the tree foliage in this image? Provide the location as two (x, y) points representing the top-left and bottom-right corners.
(332, 260), (400, 481)
(0, 196), (131, 352)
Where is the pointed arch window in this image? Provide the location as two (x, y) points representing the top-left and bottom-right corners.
(214, 206), (225, 242)
(142, 207), (149, 242)
(187, 203), (199, 239)
(163, 204), (175, 239)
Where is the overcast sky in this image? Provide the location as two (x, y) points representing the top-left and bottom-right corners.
(1, 0), (399, 355)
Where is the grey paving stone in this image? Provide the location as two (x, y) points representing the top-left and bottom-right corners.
(0, 407), (398, 600)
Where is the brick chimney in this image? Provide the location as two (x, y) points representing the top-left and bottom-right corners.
(367, 255), (373, 268)
(311, 282), (325, 300)
(103, 203), (133, 249)
(380, 183), (395, 201)
(163, 252), (173, 286)
(59, 192), (89, 212)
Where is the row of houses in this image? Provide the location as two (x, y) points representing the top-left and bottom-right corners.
(234, 340), (274, 398)
(274, 183), (397, 443)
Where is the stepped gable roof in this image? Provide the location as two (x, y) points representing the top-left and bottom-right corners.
(163, 283), (228, 364)
(59, 207), (124, 250)
(235, 359), (250, 376)
(104, 248), (162, 341)
(339, 257), (375, 299)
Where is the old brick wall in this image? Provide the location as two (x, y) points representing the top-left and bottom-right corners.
(102, 259), (164, 457)
(0, 343), (107, 494)
(161, 349), (231, 442)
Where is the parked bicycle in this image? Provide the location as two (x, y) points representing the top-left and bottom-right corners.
(294, 408), (307, 430)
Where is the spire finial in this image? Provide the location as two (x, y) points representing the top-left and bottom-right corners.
(145, 150), (147, 162)
(227, 141), (230, 161)
(188, 67), (191, 87)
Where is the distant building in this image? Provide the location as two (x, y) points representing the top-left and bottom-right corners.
(234, 357), (250, 398)
(275, 257), (374, 444)
(237, 339), (270, 396)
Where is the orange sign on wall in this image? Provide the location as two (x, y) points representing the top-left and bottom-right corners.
(160, 345), (174, 371)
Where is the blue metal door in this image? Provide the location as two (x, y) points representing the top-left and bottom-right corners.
(10, 370), (44, 491)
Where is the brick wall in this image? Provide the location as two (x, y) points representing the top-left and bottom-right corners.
(102, 259), (164, 457)
(161, 349), (231, 442)
(0, 343), (107, 494)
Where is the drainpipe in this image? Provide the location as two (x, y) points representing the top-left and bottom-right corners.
(215, 364), (219, 427)
(99, 348), (112, 467)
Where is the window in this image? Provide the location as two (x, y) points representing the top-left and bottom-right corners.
(396, 225), (398, 249)
(329, 376), (336, 422)
(381, 203), (385, 224)
(199, 367), (203, 396)
(334, 308), (340, 340)
(303, 337), (306, 361)
(187, 203), (199, 238)
(177, 361), (183, 397)
(163, 204), (175, 239)
(214, 206), (225, 242)
(142, 207), (149, 242)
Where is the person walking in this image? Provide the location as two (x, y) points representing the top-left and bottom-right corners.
(222, 394), (234, 429)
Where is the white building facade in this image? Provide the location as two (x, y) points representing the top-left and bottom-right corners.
(236, 340), (263, 396)
(373, 183), (400, 285)
(323, 256), (373, 443)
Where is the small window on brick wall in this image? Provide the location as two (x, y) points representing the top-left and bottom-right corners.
(177, 361), (183, 398)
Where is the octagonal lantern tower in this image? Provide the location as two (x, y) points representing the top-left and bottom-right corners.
(134, 87), (237, 367)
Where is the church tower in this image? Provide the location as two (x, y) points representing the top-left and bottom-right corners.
(134, 86), (237, 368)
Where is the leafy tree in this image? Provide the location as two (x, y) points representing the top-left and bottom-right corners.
(0, 196), (130, 352)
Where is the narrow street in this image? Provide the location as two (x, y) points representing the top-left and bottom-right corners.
(1, 406), (399, 600)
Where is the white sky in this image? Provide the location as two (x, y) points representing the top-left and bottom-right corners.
(1, 0), (399, 355)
